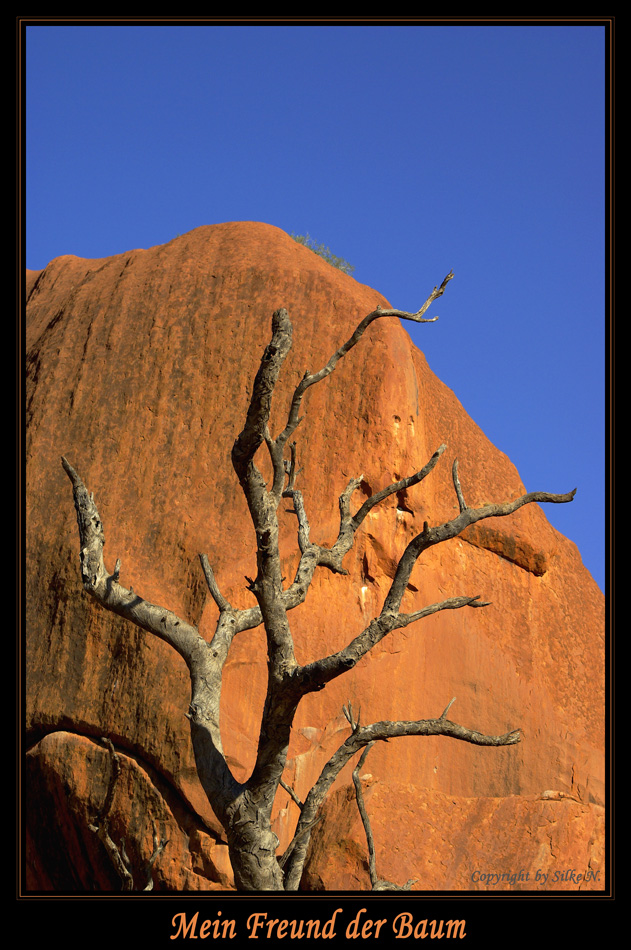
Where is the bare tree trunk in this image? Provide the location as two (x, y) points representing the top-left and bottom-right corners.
(62, 273), (576, 890)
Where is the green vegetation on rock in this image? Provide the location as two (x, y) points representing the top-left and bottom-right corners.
(290, 232), (355, 276)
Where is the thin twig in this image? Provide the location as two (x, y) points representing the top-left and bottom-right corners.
(452, 459), (467, 513)
(280, 777), (303, 811)
(199, 554), (232, 613)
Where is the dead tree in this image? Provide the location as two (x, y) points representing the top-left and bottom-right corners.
(62, 273), (576, 891)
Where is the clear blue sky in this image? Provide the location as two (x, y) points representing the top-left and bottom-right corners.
(24, 22), (608, 593)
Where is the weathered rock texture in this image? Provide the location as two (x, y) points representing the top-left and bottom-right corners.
(25, 221), (605, 891)
(302, 780), (604, 892)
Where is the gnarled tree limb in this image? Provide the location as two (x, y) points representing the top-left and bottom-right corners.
(283, 701), (521, 890)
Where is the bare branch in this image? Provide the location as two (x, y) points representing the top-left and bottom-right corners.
(296, 595), (489, 694)
(62, 458), (249, 824)
(283, 709), (520, 890)
(278, 446), (450, 619)
(61, 456), (108, 592)
(276, 440), (544, 647)
(264, 425), (288, 500)
(381, 485), (577, 616)
(352, 742), (378, 887)
(275, 274), (452, 449)
(289, 465), (575, 695)
(352, 742), (417, 891)
(373, 877), (418, 891)
(88, 737), (121, 833)
(342, 701), (362, 732)
(279, 778), (303, 811)
(199, 554), (232, 613)
(88, 738), (168, 891)
(143, 819), (169, 892)
(351, 445), (447, 533)
(61, 458), (203, 668)
(282, 441), (300, 493)
(278, 816), (323, 871)
(231, 307), (293, 481)
(395, 595), (490, 629)
(288, 492), (312, 552)
(452, 459), (467, 513)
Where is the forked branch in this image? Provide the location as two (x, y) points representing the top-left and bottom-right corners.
(275, 272), (454, 451)
(282, 700), (521, 890)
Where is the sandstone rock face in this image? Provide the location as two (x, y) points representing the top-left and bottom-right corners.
(25, 222), (605, 891)
(302, 781), (605, 892)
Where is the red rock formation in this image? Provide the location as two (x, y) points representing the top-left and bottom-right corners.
(302, 780), (605, 892)
(25, 222), (605, 891)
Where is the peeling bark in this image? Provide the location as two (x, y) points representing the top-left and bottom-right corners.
(63, 273), (575, 890)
